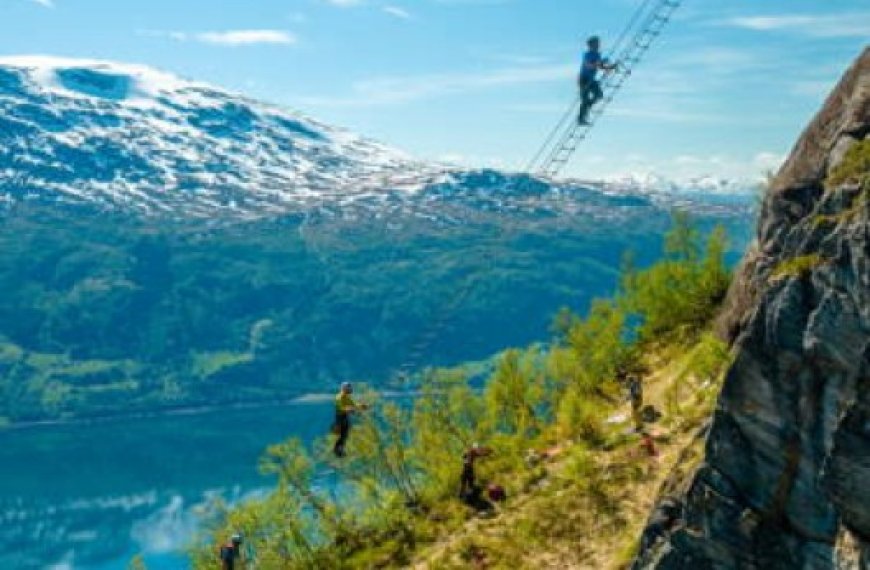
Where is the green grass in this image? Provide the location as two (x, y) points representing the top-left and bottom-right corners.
(53, 359), (123, 377)
(25, 351), (67, 369)
(74, 380), (139, 394)
(191, 350), (254, 380)
(827, 138), (870, 190)
(0, 341), (24, 364)
(771, 254), (824, 281)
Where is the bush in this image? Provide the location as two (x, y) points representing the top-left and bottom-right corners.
(485, 349), (545, 436)
(622, 214), (730, 342)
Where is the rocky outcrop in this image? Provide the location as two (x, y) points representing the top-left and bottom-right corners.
(635, 47), (870, 569)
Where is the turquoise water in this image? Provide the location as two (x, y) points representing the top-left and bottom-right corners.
(0, 399), (337, 569)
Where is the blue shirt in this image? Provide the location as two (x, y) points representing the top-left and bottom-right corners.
(580, 50), (603, 81)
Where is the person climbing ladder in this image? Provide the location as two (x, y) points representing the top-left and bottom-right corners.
(529, 0), (682, 177)
(577, 35), (619, 125)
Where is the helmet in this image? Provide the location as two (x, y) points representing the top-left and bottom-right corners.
(588, 35), (600, 46)
(231, 533), (243, 544)
(341, 381), (353, 393)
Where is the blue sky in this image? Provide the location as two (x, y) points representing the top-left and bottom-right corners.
(3, 0), (869, 181)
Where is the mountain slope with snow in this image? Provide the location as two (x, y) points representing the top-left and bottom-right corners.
(0, 56), (438, 217)
(1, 56), (756, 222)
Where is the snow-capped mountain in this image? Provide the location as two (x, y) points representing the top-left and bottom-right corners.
(0, 56), (753, 222)
(0, 56), (445, 218)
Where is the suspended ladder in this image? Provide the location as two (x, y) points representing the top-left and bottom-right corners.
(527, 0), (682, 179)
(388, 0), (684, 381)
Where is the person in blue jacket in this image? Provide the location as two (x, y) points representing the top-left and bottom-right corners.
(577, 36), (618, 125)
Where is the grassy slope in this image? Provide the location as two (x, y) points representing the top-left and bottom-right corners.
(408, 339), (722, 570)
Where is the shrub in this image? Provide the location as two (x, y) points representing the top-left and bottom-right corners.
(485, 349), (545, 436)
(622, 215), (730, 342)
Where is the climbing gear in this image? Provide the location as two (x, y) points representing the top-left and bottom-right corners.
(487, 483), (506, 502)
(641, 432), (658, 457)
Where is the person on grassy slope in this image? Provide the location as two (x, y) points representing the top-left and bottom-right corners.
(219, 533), (245, 570)
(459, 442), (493, 501)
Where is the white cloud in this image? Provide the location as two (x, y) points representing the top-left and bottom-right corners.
(383, 5), (411, 20)
(139, 29), (296, 47)
(790, 79), (833, 98)
(29, 0), (54, 7)
(722, 12), (870, 38)
(300, 63), (573, 107)
(753, 151), (785, 173)
(589, 151), (785, 184)
(437, 152), (508, 169)
(431, 0), (511, 4)
(609, 106), (728, 125)
(197, 30), (296, 46)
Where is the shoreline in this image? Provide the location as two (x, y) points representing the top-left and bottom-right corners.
(0, 389), (419, 433)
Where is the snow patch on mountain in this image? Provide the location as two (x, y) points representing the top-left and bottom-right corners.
(0, 57), (754, 223)
(0, 55), (195, 104)
(0, 56), (444, 218)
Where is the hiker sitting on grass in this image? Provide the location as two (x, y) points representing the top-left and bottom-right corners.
(219, 533), (245, 570)
(459, 442), (493, 501)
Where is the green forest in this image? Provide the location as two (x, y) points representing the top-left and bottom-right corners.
(185, 213), (735, 569)
(0, 201), (750, 425)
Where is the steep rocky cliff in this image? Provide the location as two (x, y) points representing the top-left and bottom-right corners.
(634, 47), (870, 569)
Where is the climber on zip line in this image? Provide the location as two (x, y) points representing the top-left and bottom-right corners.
(332, 381), (369, 457)
(577, 35), (619, 125)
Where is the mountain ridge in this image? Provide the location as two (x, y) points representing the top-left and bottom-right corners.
(1, 56), (757, 224)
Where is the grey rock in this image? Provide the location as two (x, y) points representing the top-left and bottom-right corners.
(635, 48), (870, 570)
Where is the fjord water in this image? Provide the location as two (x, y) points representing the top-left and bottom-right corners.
(0, 400), (336, 569)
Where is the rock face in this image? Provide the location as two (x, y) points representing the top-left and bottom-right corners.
(635, 48), (870, 569)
